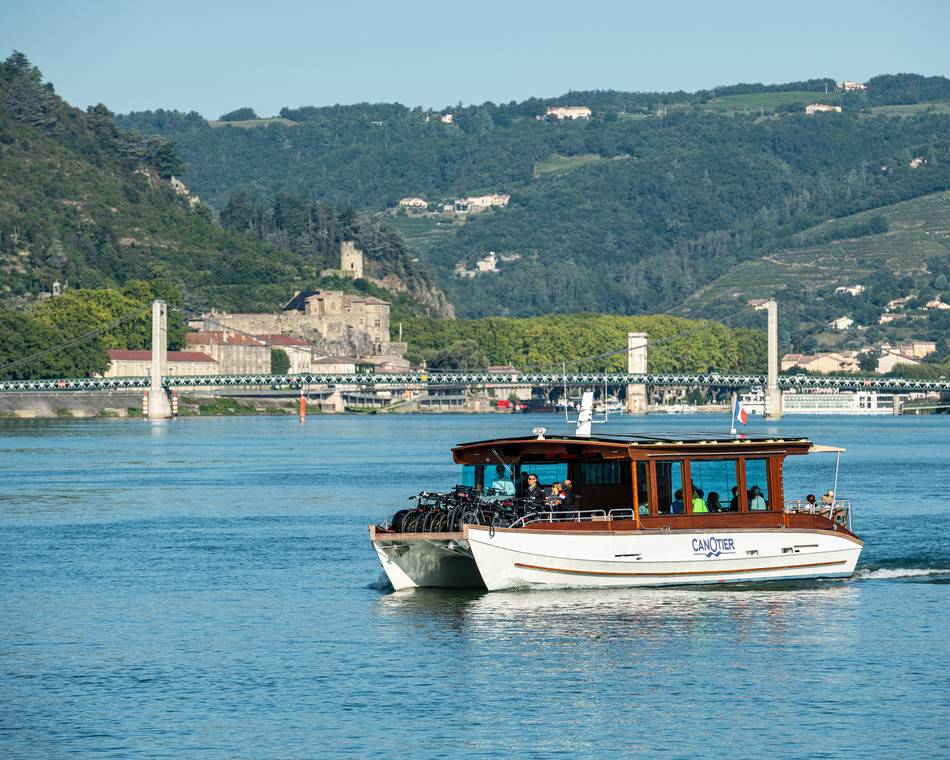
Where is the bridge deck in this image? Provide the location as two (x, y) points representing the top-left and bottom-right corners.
(0, 372), (947, 393)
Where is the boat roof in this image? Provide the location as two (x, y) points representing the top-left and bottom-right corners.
(452, 433), (814, 463)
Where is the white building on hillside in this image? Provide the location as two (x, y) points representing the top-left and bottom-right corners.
(545, 106), (592, 120)
(806, 103), (842, 115)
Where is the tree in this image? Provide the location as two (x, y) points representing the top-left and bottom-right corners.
(144, 136), (183, 178)
(219, 107), (258, 121)
(859, 352), (878, 372)
(271, 348), (290, 374)
(428, 339), (487, 370)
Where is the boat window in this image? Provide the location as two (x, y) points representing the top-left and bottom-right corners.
(522, 462), (568, 487)
(460, 464), (484, 491)
(655, 460), (685, 515)
(689, 459), (738, 513)
(580, 461), (627, 485)
(745, 458), (770, 510)
(636, 461), (650, 515)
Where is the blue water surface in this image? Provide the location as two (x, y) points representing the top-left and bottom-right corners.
(1, 413), (949, 758)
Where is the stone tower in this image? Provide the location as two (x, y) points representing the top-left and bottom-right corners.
(340, 241), (364, 279)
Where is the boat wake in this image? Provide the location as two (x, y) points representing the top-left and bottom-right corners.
(855, 566), (950, 581)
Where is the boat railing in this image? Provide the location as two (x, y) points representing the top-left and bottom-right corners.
(510, 508), (636, 528)
(784, 498), (853, 530)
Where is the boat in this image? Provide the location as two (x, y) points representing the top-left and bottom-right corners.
(369, 428), (863, 592)
(594, 396), (626, 415)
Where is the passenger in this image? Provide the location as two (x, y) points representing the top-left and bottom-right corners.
(491, 465), (515, 495)
(749, 486), (767, 510)
(561, 479), (576, 508)
(548, 481), (564, 508)
(822, 491), (834, 505)
(806, 493), (818, 511)
(670, 489), (684, 515)
(524, 473), (546, 503)
(692, 487), (708, 513)
(707, 491), (722, 512)
(728, 486), (740, 511)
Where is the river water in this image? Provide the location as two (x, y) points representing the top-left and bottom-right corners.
(1, 413), (948, 758)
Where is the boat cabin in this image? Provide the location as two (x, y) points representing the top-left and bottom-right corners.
(452, 433), (817, 528)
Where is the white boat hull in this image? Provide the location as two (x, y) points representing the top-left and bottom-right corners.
(369, 527), (482, 591)
(465, 525), (862, 591)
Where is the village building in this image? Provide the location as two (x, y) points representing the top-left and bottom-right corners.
(883, 340), (937, 359)
(876, 352), (921, 374)
(205, 289), (404, 358)
(398, 197), (428, 210)
(910, 157), (928, 169)
(450, 193), (511, 215)
(806, 103), (843, 115)
(840, 80), (867, 92)
(185, 331), (270, 375)
(746, 299), (770, 311)
(886, 295), (914, 310)
(440, 113), (454, 124)
(312, 356), (359, 373)
(835, 284), (865, 296)
(257, 334), (313, 374)
(924, 298), (950, 310)
(545, 106), (592, 120)
(829, 316), (854, 330)
(105, 349), (218, 378)
(202, 240), (407, 359)
(781, 352), (861, 374)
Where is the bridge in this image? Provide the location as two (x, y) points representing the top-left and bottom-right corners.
(2, 370), (946, 394)
(3, 300), (947, 418)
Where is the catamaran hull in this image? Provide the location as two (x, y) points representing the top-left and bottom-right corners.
(369, 528), (482, 590)
(466, 526), (863, 591)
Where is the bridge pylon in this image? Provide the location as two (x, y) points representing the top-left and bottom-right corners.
(764, 299), (782, 419)
(148, 300), (172, 421)
(626, 332), (648, 414)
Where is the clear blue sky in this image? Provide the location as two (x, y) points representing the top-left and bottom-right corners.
(3, 0), (948, 117)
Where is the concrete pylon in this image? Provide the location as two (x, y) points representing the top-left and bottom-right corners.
(764, 299), (782, 420)
(148, 300), (172, 421)
(626, 332), (648, 414)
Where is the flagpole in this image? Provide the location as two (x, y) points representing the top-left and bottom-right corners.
(730, 391), (737, 436)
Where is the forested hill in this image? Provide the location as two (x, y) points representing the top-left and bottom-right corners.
(0, 52), (448, 315)
(117, 74), (950, 318)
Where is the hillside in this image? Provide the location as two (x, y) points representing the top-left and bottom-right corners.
(684, 190), (950, 311)
(0, 53), (448, 315)
(117, 74), (950, 321)
(679, 191), (950, 355)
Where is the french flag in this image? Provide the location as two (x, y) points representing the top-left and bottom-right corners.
(734, 396), (748, 425)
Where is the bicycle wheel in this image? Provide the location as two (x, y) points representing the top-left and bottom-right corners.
(447, 507), (464, 532)
(390, 509), (410, 532)
(402, 511), (420, 533)
(430, 511), (448, 533)
(460, 509), (483, 526)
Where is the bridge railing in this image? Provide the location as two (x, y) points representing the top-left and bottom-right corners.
(1, 372), (948, 394)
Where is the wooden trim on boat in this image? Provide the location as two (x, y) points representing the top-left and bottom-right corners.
(512, 558), (850, 578)
(369, 525), (466, 542)
(467, 523), (864, 546)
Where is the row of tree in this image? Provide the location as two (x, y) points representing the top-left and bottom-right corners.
(0, 280), (184, 380)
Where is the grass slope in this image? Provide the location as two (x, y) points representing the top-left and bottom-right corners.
(533, 153), (603, 176)
(385, 214), (465, 253)
(683, 190), (950, 310)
